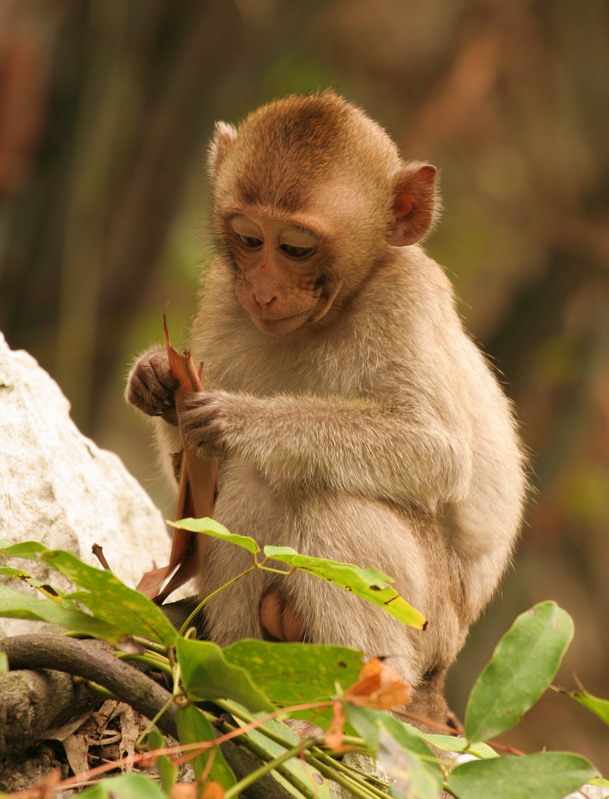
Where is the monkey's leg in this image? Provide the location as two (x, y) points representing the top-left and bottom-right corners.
(283, 494), (465, 727)
(196, 461), (290, 644)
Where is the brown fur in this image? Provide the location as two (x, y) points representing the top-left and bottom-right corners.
(126, 91), (526, 726)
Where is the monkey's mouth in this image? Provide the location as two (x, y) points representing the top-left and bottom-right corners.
(256, 310), (309, 323)
(251, 310), (312, 336)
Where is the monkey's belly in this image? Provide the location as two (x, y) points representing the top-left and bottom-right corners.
(198, 461), (465, 678)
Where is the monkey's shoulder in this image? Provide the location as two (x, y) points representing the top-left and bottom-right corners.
(351, 248), (463, 344)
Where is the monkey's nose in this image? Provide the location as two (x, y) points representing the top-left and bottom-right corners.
(253, 288), (278, 309)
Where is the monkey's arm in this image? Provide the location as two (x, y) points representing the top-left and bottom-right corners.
(181, 387), (472, 510)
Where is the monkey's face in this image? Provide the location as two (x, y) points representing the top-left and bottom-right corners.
(222, 211), (342, 336)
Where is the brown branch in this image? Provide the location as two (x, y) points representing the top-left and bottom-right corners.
(91, 543), (111, 571)
(0, 634), (178, 738)
(0, 634), (294, 799)
(0, 668), (98, 756)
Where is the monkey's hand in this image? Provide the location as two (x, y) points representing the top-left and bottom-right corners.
(125, 347), (179, 425)
(180, 391), (233, 457)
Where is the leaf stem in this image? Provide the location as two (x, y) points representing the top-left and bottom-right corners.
(307, 755), (387, 799)
(217, 700), (388, 798)
(223, 739), (316, 799)
(132, 636), (170, 655)
(178, 566), (257, 636)
(309, 749), (389, 798)
(215, 699), (298, 749)
(258, 565), (297, 576)
(116, 652), (173, 675)
(135, 695), (178, 749)
(215, 717), (318, 798)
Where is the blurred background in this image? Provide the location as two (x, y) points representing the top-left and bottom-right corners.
(1, 0), (608, 770)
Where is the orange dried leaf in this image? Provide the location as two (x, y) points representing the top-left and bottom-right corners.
(136, 565), (170, 600)
(202, 782), (225, 798)
(137, 317), (218, 603)
(324, 700), (346, 751)
(170, 784), (199, 799)
(344, 658), (411, 710)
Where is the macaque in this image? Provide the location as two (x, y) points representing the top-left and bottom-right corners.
(126, 91), (525, 725)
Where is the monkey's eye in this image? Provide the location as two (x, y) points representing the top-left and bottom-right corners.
(279, 243), (314, 259)
(237, 234), (263, 249)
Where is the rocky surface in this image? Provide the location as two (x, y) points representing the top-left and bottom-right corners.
(0, 332), (173, 636)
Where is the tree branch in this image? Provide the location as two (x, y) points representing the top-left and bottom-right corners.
(0, 633), (293, 798)
(0, 634), (178, 738)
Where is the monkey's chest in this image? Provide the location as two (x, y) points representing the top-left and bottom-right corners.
(204, 336), (376, 399)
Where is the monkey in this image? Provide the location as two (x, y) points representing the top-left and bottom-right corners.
(126, 91), (526, 726)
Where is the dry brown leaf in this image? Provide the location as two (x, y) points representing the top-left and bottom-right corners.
(47, 709), (94, 742)
(118, 704), (142, 766)
(202, 781), (225, 798)
(62, 733), (90, 779)
(324, 699), (346, 751)
(93, 698), (123, 730)
(52, 701), (121, 778)
(344, 658), (411, 710)
(137, 317), (218, 602)
(324, 659), (411, 752)
(134, 565), (169, 600)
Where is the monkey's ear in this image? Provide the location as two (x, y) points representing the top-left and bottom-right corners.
(208, 121), (238, 178)
(388, 164), (438, 246)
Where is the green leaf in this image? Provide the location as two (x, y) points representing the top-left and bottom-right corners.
(170, 517), (260, 553)
(0, 565), (65, 598)
(380, 716), (443, 797)
(447, 752), (597, 799)
(378, 727), (441, 799)
(147, 728), (177, 793)
(421, 734), (498, 759)
(0, 584), (129, 641)
(223, 639), (362, 728)
(0, 565), (43, 584)
(78, 773), (167, 798)
(344, 707), (433, 766)
(562, 686), (609, 726)
(229, 707), (331, 798)
(263, 546), (427, 629)
(0, 541), (177, 647)
(176, 705), (236, 788)
(345, 706), (442, 797)
(590, 777), (609, 788)
(176, 637), (274, 712)
(0, 541), (46, 557)
(344, 704), (382, 751)
(464, 601), (574, 742)
(0, 651), (8, 674)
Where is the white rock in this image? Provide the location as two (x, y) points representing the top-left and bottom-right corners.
(0, 333), (174, 636)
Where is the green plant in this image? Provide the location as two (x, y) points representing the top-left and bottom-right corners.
(0, 523), (607, 799)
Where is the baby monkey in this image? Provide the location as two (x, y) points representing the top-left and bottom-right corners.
(126, 91), (525, 725)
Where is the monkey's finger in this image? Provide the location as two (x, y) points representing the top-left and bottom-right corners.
(180, 407), (215, 431)
(127, 374), (174, 417)
(181, 413), (225, 456)
(125, 380), (154, 412)
(136, 355), (178, 395)
(128, 374), (165, 406)
(150, 356), (179, 393)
